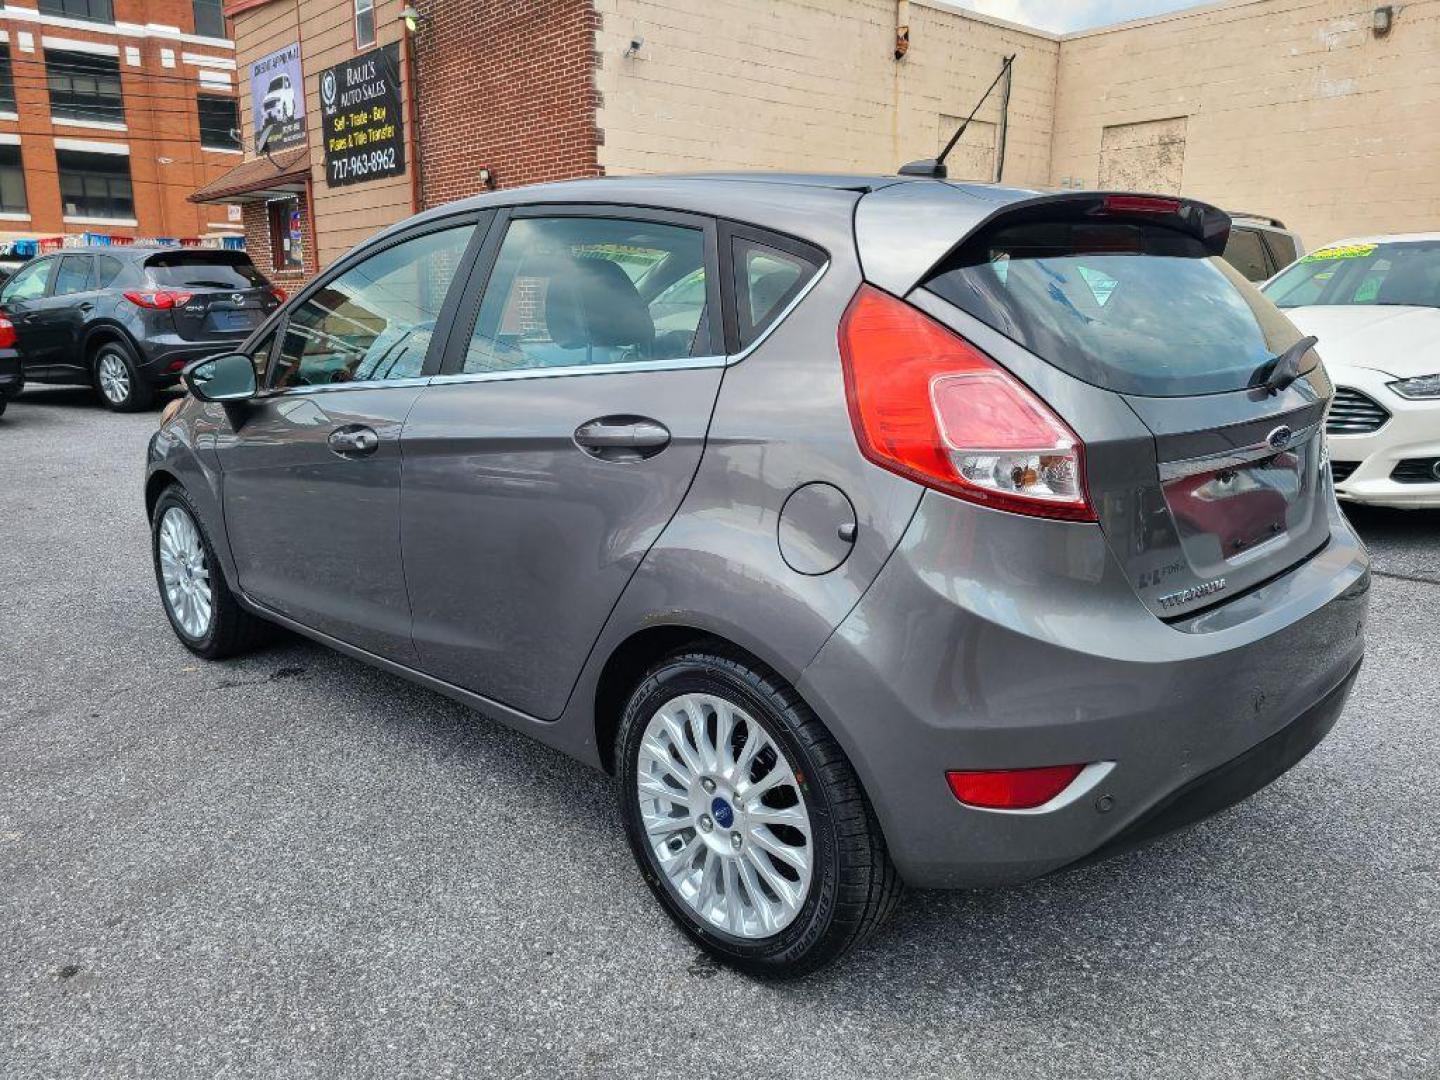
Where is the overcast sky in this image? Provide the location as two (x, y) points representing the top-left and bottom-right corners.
(945, 0), (1206, 33)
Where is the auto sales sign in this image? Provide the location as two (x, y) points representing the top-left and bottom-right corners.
(251, 43), (305, 153)
(320, 44), (406, 187)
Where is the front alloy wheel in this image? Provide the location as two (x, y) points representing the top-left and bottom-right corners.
(618, 650), (902, 977)
(157, 505), (213, 640)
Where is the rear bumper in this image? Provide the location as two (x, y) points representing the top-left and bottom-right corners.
(135, 336), (244, 385)
(798, 491), (1370, 889)
(0, 351), (22, 396)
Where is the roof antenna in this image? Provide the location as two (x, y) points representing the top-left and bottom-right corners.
(899, 54), (1016, 179)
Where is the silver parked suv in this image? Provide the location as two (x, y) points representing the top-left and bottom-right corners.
(145, 176), (1370, 975)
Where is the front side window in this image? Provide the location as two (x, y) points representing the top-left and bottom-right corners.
(1264, 241), (1440, 310)
(53, 255), (93, 296)
(355, 0), (376, 47)
(46, 49), (124, 125)
(192, 0), (226, 38)
(197, 94), (240, 151)
(1, 259), (51, 303)
(464, 216), (709, 375)
(0, 144), (27, 215)
(56, 150), (134, 219)
(38, 0), (113, 23)
(272, 225), (476, 389)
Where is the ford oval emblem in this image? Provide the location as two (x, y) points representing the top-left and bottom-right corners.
(1266, 425), (1293, 452)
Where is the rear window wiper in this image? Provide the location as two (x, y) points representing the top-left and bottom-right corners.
(1254, 335), (1318, 394)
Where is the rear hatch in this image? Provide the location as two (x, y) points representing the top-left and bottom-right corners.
(143, 251), (281, 341)
(919, 193), (1333, 620)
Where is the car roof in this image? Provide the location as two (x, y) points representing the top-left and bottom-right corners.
(32, 246), (247, 257)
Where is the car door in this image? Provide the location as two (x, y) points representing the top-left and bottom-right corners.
(0, 257), (58, 375)
(41, 254), (96, 379)
(213, 214), (487, 660)
(399, 206), (727, 719)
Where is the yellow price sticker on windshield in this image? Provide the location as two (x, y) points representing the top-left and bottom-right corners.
(1301, 243), (1376, 262)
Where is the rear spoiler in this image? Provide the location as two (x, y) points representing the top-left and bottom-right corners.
(855, 182), (1232, 297)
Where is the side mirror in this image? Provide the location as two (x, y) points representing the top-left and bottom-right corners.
(183, 352), (257, 402)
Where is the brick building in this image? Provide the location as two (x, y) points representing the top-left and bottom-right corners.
(200, 0), (1440, 285)
(0, 0), (243, 251)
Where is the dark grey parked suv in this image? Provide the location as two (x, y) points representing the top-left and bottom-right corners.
(0, 246), (282, 411)
(144, 176), (1370, 975)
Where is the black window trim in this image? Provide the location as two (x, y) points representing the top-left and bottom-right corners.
(434, 202), (725, 381)
(720, 221), (827, 353)
(256, 208), (494, 395)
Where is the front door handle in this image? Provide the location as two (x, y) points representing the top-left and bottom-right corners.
(573, 416), (671, 461)
(328, 425), (380, 458)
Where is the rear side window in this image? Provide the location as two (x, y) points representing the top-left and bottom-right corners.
(93, 254), (124, 289)
(925, 220), (1305, 397)
(146, 252), (267, 290)
(1262, 230), (1298, 269)
(463, 215), (709, 375)
(1221, 227), (1271, 282)
(53, 255), (93, 296)
(733, 239), (820, 348)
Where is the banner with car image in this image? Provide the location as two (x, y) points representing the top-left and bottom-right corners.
(251, 43), (305, 153)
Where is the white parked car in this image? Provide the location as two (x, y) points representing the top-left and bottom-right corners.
(1264, 234), (1440, 508)
(262, 75), (296, 124)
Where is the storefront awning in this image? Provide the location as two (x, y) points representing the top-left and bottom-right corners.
(190, 148), (310, 205)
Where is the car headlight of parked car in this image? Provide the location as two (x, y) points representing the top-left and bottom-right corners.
(1387, 373), (1440, 399)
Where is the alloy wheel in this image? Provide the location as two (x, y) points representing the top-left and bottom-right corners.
(636, 693), (814, 938)
(97, 353), (131, 405)
(157, 507), (213, 639)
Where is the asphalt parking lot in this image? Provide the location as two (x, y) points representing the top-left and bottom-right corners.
(1, 387), (1436, 1080)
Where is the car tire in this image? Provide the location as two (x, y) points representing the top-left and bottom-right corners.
(0, 395), (7, 418)
(616, 649), (902, 977)
(151, 485), (271, 659)
(93, 341), (154, 412)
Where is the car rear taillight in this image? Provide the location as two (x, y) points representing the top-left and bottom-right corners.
(267, 286), (287, 303)
(0, 316), (15, 349)
(838, 285), (1094, 521)
(124, 290), (194, 310)
(946, 765), (1086, 810)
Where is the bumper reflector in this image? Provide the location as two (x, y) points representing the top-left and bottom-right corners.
(947, 764), (1086, 810)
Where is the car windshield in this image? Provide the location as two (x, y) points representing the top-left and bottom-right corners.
(146, 253), (267, 290)
(1264, 240), (1440, 309)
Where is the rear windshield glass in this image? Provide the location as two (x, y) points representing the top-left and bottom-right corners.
(925, 220), (1306, 397)
(145, 252), (266, 290)
(1263, 240), (1440, 309)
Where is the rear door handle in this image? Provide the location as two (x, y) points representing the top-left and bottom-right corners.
(573, 416), (671, 461)
(328, 425), (380, 458)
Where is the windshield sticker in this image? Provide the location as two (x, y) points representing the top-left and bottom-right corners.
(1301, 243), (1377, 262)
(1077, 266), (1119, 306)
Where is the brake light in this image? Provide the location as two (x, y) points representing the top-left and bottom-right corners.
(267, 286), (287, 303)
(946, 765), (1086, 810)
(123, 290), (194, 310)
(838, 285), (1094, 521)
(1102, 194), (1181, 215)
(0, 316), (14, 349)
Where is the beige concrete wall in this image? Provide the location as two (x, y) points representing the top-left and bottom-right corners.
(592, 0), (1060, 186)
(1051, 0), (1440, 248)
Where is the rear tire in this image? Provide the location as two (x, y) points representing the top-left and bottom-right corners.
(94, 341), (154, 412)
(0, 395), (7, 418)
(616, 649), (902, 977)
(151, 485), (270, 659)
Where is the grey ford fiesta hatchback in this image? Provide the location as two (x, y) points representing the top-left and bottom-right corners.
(145, 176), (1370, 975)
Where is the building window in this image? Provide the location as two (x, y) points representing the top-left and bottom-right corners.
(197, 94), (240, 151)
(56, 150), (133, 220)
(192, 0), (226, 39)
(46, 49), (125, 126)
(38, 0), (114, 23)
(355, 0), (376, 48)
(0, 47), (15, 115)
(0, 145), (27, 215)
(268, 197), (305, 272)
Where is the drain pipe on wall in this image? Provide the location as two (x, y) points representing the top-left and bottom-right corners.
(994, 52), (1012, 183)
